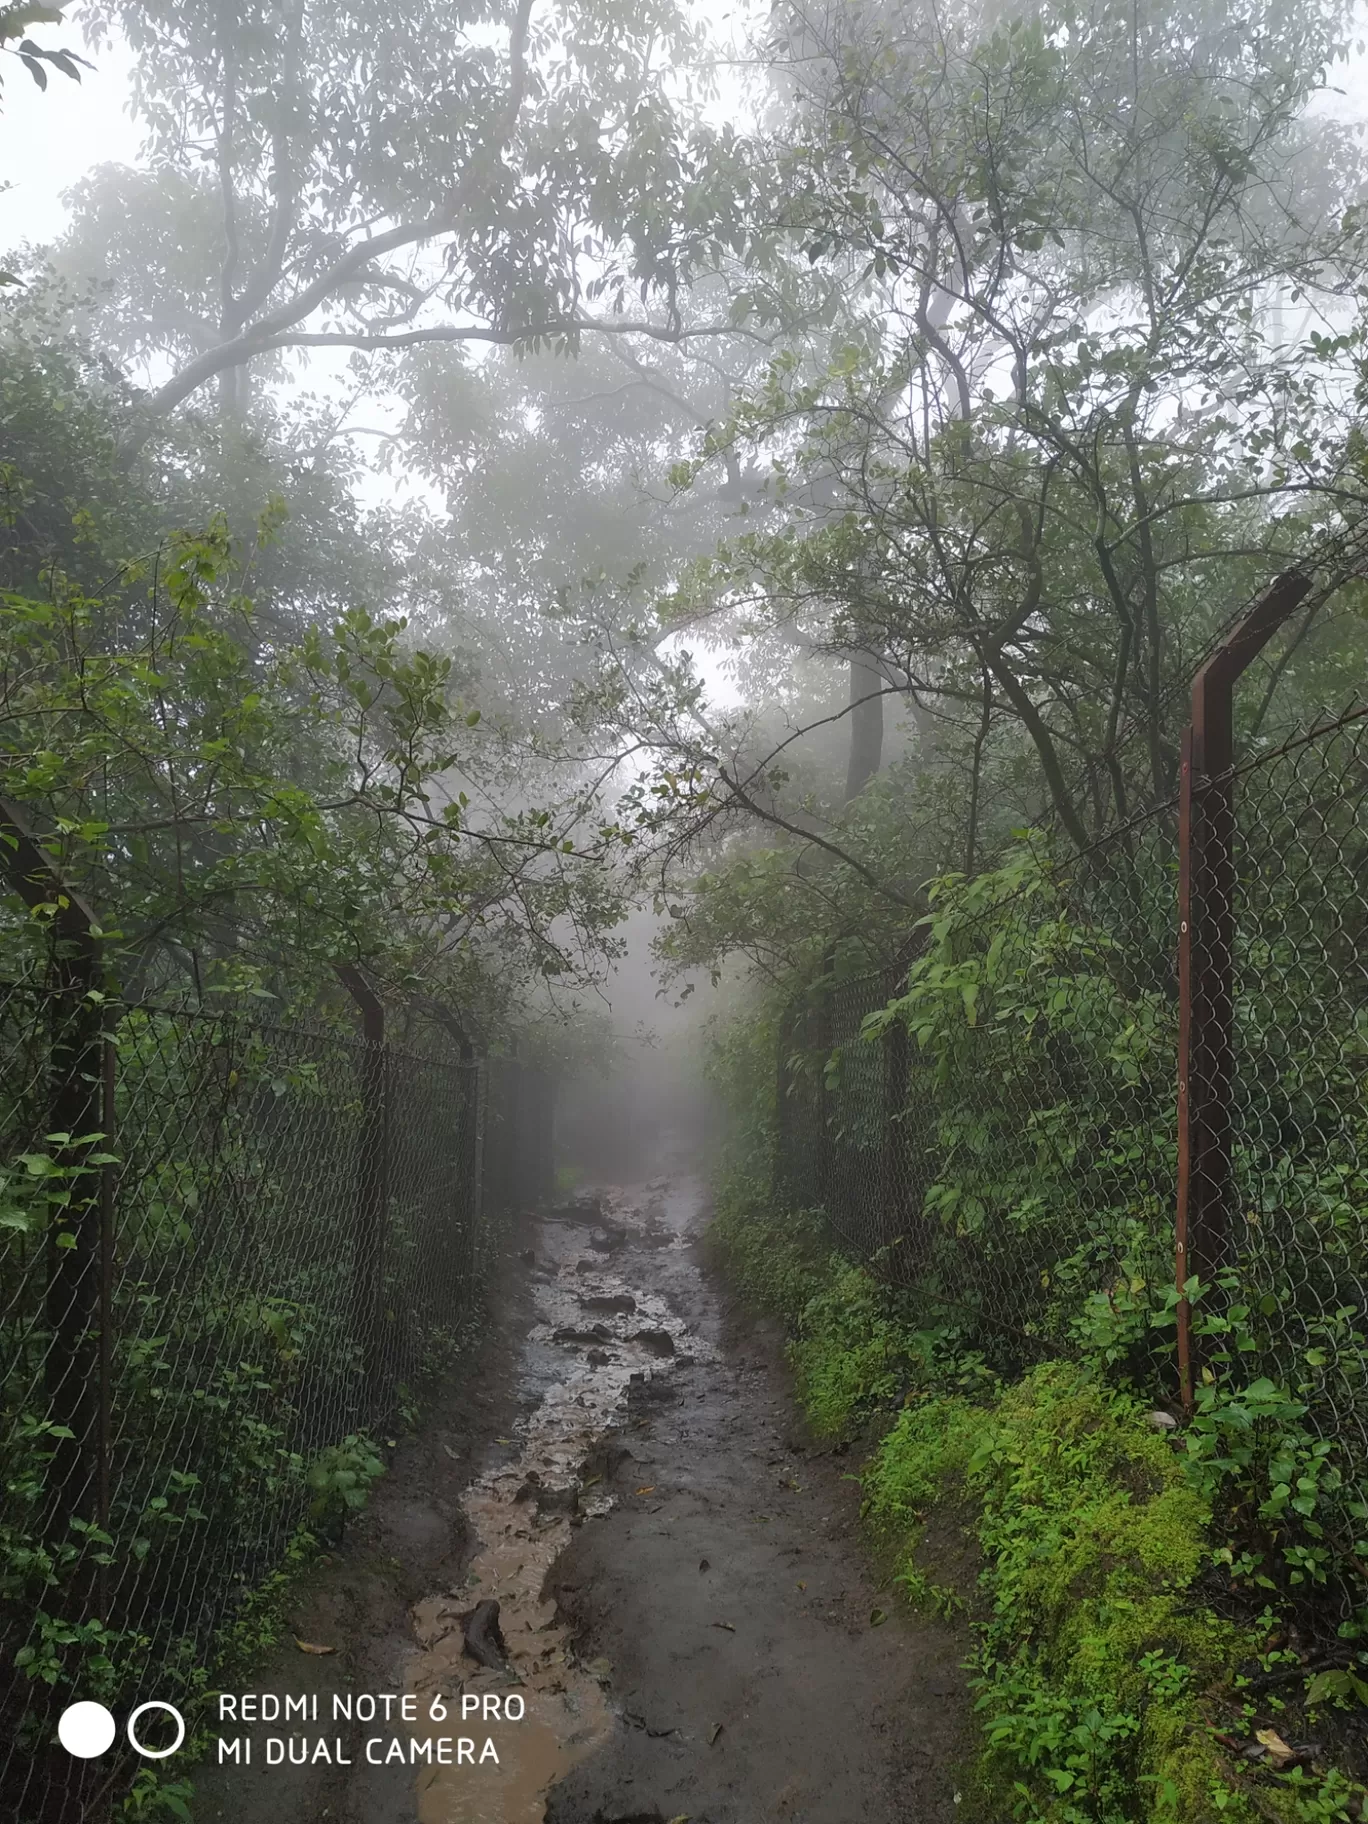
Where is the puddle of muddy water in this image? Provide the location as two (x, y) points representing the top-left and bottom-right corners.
(400, 1183), (706, 1824)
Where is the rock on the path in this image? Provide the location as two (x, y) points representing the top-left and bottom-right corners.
(460, 1598), (511, 1673)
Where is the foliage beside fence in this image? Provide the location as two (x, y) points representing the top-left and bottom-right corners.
(772, 707), (1368, 1623)
(0, 943), (553, 1824)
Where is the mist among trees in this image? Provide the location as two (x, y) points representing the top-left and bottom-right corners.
(6, 0), (1368, 1816)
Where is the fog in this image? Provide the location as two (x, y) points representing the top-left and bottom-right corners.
(6, 0), (1368, 1213)
(554, 904), (726, 1184)
(7, 0), (1368, 1811)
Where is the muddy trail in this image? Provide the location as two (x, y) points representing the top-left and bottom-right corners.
(192, 1176), (972, 1824)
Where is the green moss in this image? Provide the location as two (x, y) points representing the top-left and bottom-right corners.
(713, 1176), (1368, 1824)
(792, 1260), (920, 1436)
(947, 1367), (1247, 1821)
(872, 1366), (1271, 1821)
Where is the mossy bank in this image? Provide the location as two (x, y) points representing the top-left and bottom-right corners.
(711, 1174), (1368, 1824)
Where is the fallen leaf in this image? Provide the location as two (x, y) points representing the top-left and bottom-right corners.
(582, 1474), (602, 1488)
(870, 1608), (888, 1627)
(708, 1722), (724, 1745)
(635, 1485), (655, 1496)
(1256, 1728), (1294, 1767)
(698, 1558), (711, 1573)
(442, 1444), (461, 1461)
(797, 1581), (807, 1591)
(295, 1639), (336, 1656)
(711, 1620), (736, 1632)
(666, 1816), (690, 1824)
(497, 1436), (514, 1445)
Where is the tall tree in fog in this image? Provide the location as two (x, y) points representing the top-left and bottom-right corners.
(58, 0), (757, 451)
(634, 0), (1368, 909)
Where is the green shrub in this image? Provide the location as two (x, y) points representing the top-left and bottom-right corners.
(713, 1176), (1368, 1824)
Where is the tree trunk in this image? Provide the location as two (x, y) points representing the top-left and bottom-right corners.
(844, 653), (884, 804)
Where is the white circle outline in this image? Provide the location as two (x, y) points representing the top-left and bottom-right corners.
(126, 1701), (185, 1759)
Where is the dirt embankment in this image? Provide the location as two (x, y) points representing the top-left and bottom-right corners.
(188, 1178), (973, 1824)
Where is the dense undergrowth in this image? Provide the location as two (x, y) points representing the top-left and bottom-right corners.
(105, 1304), (485, 1824)
(712, 1174), (1368, 1824)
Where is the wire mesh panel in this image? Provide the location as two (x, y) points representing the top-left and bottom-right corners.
(775, 994), (823, 1215)
(773, 700), (1368, 1610)
(387, 1044), (483, 1393)
(778, 819), (1182, 1375)
(481, 1057), (556, 1213)
(1217, 713), (1368, 1593)
(0, 994), (489, 1824)
(822, 970), (900, 1261)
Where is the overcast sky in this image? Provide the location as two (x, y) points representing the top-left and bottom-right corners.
(1, 30), (139, 248)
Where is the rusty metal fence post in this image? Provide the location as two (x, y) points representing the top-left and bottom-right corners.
(1175, 571), (1310, 1409)
(337, 965), (391, 1409)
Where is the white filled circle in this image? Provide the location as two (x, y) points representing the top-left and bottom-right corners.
(127, 1701), (186, 1759)
(58, 1701), (117, 1759)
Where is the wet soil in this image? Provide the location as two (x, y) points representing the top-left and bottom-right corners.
(542, 1181), (972, 1824)
(189, 1177), (973, 1824)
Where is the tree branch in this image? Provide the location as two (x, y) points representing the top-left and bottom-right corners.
(714, 765), (918, 910)
(121, 0), (542, 453)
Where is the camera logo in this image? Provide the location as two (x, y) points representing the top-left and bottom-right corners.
(58, 1701), (185, 1760)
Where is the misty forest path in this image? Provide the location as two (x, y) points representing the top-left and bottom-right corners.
(191, 1175), (971, 1824)
(540, 1177), (971, 1824)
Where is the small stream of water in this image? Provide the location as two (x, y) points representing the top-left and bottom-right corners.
(400, 1180), (705, 1823)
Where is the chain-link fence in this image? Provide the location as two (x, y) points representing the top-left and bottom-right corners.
(0, 882), (555, 1821)
(777, 807), (1181, 1372)
(775, 698), (1368, 1601)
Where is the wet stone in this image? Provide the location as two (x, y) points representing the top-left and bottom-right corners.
(627, 1372), (679, 1411)
(580, 1437), (635, 1483)
(629, 1329), (675, 1358)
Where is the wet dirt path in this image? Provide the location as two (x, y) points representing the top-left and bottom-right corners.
(191, 1176), (971, 1824)
(538, 1179), (971, 1824)
(399, 1182), (712, 1822)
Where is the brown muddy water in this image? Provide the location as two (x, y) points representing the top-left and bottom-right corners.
(192, 1175), (973, 1824)
(403, 1182), (709, 1821)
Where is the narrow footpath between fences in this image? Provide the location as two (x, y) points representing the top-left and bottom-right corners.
(188, 1172), (971, 1824)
